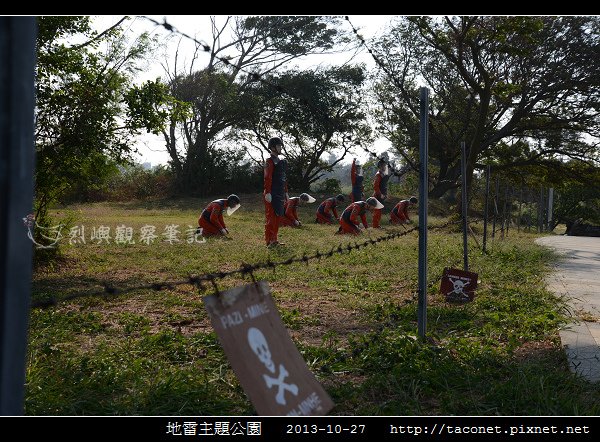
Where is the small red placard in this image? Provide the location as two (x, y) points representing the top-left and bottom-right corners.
(440, 267), (478, 303)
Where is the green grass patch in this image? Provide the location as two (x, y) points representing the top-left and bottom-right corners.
(26, 196), (600, 415)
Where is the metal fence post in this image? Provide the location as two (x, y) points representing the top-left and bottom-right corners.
(0, 17), (37, 415)
(461, 142), (468, 271)
(417, 87), (429, 340)
(482, 165), (490, 253)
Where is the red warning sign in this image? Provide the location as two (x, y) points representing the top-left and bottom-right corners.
(440, 268), (478, 303)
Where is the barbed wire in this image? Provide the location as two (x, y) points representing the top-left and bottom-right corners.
(32, 225), (420, 309)
(139, 16), (414, 180)
(31, 217), (475, 310)
(141, 16), (212, 53)
(343, 17), (422, 169)
(343, 16), (460, 186)
(138, 17), (310, 106)
(139, 16), (474, 189)
(30, 18), (483, 309)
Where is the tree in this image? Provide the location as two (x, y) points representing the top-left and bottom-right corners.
(238, 65), (372, 190)
(160, 16), (350, 194)
(536, 161), (600, 230)
(373, 16), (600, 198)
(35, 16), (170, 221)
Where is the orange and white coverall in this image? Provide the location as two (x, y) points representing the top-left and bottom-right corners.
(279, 197), (301, 227)
(390, 199), (412, 224)
(316, 197), (340, 224)
(198, 199), (228, 236)
(338, 201), (369, 234)
(372, 171), (390, 228)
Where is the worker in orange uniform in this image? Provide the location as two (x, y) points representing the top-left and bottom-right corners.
(264, 137), (288, 247)
(279, 193), (316, 227)
(390, 196), (418, 225)
(198, 194), (241, 237)
(337, 197), (384, 235)
(372, 159), (390, 228)
(315, 194), (345, 224)
(350, 158), (364, 203)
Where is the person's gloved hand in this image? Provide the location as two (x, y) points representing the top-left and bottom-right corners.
(265, 193), (272, 203)
(294, 220), (300, 227)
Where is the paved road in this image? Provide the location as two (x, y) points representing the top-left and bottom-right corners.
(536, 235), (600, 383)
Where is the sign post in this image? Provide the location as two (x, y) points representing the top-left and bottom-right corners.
(417, 87), (429, 339)
(461, 141), (468, 271)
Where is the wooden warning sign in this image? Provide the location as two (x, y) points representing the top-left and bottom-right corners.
(440, 267), (478, 303)
(204, 281), (334, 416)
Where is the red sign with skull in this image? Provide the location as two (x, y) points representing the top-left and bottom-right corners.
(440, 267), (478, 303)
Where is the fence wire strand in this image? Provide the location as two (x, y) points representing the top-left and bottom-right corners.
(32, 18), (484, 309)
(31, 217), (477, 309)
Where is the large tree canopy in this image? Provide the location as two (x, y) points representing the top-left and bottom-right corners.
(35, 16), (169, 218)
(160, 16), (350, 195)
(238, 65), (372, 190)
(373, 16), (600, 198)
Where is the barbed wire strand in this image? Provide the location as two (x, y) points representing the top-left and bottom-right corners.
(32, 226), (418, 309)
(31, 218), (477, 310)
(343, 17), (425, 175)
(344, 17), (478, 189)
(139, 16), (413, 180)
(31, 19), (482, 309)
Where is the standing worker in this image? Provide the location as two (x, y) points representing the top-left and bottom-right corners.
(390, 196), (418, 225)
(198, 194), (241, 237)
(279, 193), (316, 227)
(350, 158), (364, 203)
(316, 194), (345, 224)
(337, 197), (384, 235)
(372, 159), (390, 228)
(264, 137), (289, 247)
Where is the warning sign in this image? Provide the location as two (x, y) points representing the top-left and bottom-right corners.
(204, 281), (334, 416)
(440, 267), (478, 303)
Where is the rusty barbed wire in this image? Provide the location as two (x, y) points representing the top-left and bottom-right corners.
(140, 16), (414, 179)
(32, 225), (422, 309)
(31, 18), (483, 309)
(31, 217), (480, 309)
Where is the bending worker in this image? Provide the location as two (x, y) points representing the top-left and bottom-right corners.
(316, 194), (345, 224)
(390, 196), (418, 224)
(350, 158), (364, 203)
(264, 137), (288, 247)
(198, 194), (241, 237)
(337, 197), (384, 235)
(279, 193), (316, 227)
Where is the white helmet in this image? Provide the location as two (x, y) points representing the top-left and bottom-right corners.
(299, 193), (316, 203)
(226, 194), (241, 216)
(366, 197), (384, 209)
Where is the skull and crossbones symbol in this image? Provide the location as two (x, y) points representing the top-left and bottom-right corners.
(247, 327), (298, 405)
(449, 277), (470, 301)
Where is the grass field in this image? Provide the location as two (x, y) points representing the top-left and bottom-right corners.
(27, 194), (600, 415)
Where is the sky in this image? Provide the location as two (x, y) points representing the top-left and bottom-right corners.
(93, 15), (398, 167)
